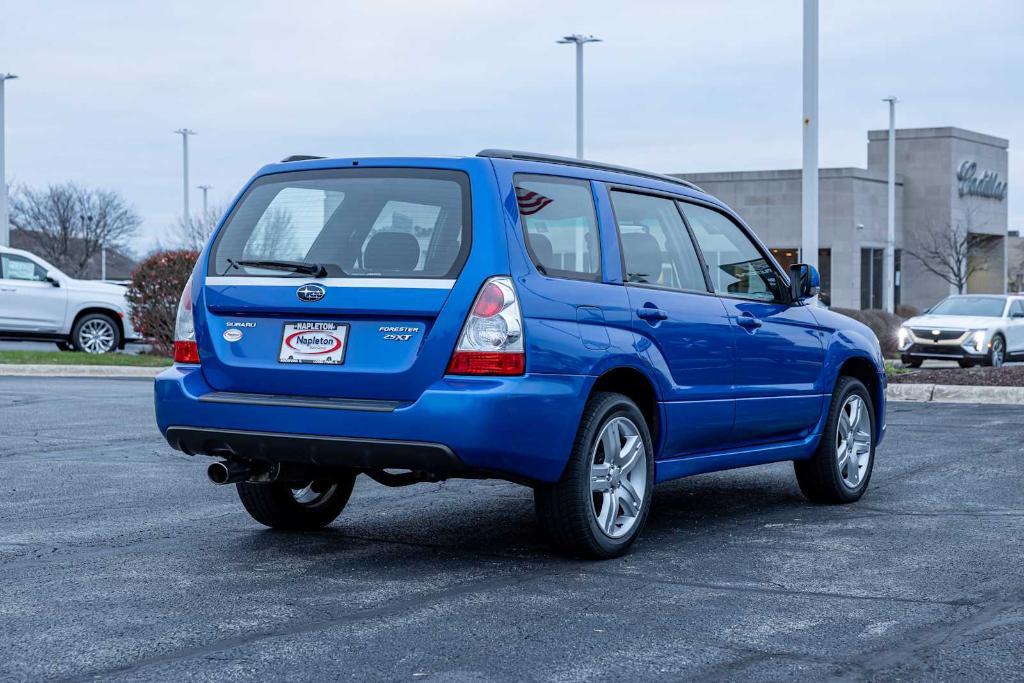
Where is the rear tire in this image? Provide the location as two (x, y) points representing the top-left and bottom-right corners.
(534, 392), (654, 559)
(55, 341), (73, 352)
(794, 376), (876, 504)
(236, 473), (356, 530)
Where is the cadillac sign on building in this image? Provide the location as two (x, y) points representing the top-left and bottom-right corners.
(956, 160), (1007, 200)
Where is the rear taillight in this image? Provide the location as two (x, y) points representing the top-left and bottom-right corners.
(173, 275), (199, 364)
(447, 277), (525, 376)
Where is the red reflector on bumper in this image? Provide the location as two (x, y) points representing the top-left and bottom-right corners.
(173, 341), (200, 364)
(446, 351), (524, 376)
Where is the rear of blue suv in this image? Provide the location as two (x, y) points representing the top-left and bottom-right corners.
(155, 150), (886, 558)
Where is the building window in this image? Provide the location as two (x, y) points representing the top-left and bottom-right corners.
(817, 248), (832, 307)
(861, 248), (884, 309)
(860, 248), (901, 310)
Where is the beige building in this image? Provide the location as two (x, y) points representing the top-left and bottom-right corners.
(675, 127), (1010, 311)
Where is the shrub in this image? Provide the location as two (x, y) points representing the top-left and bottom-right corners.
(126, 250), (199, 356)
(832, 307), (904, 359)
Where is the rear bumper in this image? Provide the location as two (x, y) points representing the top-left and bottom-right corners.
(155, 366), (589, 484)
(165, 426), (465, 474)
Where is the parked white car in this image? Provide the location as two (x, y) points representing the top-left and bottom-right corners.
(898, 294), (1024, 368)
(0, 245), (139, 354)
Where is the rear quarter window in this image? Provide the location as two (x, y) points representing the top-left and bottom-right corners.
(210, 169), (471, 279)
(514, 174), (601, 281)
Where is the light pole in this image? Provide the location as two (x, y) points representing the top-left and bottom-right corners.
(801, 1), (819, 278)
(197, 184), (211, 215)
(0, 73), (18, 248)
(174, 128), (196, 222)
(883, 96), (898, 313)
(557, 34), (601, 159)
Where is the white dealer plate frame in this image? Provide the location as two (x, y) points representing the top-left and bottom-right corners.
(278, 321), (349, 365)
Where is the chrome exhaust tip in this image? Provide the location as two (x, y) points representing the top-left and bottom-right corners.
(207, 460), (251, 485)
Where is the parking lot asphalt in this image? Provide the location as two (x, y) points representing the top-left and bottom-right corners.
(1, 377), (1022, 682)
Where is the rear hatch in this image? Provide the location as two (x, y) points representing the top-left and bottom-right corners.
(197, 167), (474, 401)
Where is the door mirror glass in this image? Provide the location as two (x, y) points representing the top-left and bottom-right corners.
(788, 263), (820, 302)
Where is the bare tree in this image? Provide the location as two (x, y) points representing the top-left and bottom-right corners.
(242, 208), (298, 259)
(10, 183), (141, 276)
(172, 204), (224, 250)
(907, 206), (996, 294)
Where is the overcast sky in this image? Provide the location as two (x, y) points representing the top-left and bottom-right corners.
(2, 0), (1022, 253)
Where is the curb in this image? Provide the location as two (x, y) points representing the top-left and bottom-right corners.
(0, 364), (165, 379)
(888, 383), (1024, 405)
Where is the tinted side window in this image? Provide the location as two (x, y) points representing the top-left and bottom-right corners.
(610, 191), (708, 292)
(1011, 300), (1024, 316)
(1, 254), (47, 281)
(514, 175), (600, 280)
(680, 202), (784, 302)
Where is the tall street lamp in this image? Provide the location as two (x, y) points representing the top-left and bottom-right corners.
(557, 34), (601, 159)
(197, 184), (211, 215)
(0, 73), (18, 248)
(883, 96), (898, 313)
(801, 1), (819, 277)
(174, 128), (197, 222)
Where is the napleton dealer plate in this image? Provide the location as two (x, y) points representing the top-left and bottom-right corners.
(278, 321), (348, 365)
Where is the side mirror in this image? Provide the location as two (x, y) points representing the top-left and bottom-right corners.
(1012, 311), (1024, 319)
(45, 272), (61, 287)
(788, 263), (820, 303)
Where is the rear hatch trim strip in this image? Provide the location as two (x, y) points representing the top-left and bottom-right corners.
(198, 391), (403, 412)
(205, 277), (455, 289)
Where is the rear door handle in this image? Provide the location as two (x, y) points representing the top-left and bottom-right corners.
(736, 313), (762, 330)
(637, 306), (668, 322)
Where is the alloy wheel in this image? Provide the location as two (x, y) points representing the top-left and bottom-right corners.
(836, 395), (872, 490)
(991, 337), (1005, 367)
(79, 319), (116, 354)
(589, 416), (648, 539)
(291, 481), (338, 506)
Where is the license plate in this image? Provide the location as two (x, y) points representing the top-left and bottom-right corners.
(278, 322), (348, 365)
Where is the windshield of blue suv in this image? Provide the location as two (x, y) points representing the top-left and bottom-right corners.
(928, 296), (1006, 317)
(209, 168), (471, 279)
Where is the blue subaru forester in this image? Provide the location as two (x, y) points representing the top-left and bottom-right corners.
(155, 150), (886, 558)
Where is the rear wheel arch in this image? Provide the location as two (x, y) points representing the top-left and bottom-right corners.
(588, 367), (660, 451)
(70, 307), (124, 342)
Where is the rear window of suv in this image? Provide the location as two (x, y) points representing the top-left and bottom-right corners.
(209, 169), (471, 279)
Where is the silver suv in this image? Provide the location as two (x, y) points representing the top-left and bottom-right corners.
(0, 245), (139, 353)
(898, 295), (1024, 368)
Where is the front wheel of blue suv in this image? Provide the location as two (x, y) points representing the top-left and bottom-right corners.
(534, 392), (655, 559)
(794, 376), (876, 504)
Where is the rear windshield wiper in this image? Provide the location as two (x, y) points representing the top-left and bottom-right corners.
(232, 259), (327, 276)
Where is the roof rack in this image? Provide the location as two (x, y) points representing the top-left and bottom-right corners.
(476, 149), (702, 192)
(280, 154), (326, 163)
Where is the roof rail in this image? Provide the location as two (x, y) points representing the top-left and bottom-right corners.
(476, 149), (702, 192)
(280, 154), (326, 163)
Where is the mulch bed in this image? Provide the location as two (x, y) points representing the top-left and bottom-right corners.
(889, 364), (1024, 387)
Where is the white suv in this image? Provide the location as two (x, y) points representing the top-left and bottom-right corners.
(898, 294), (1024, 368)
(0, 245), (139, 354)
